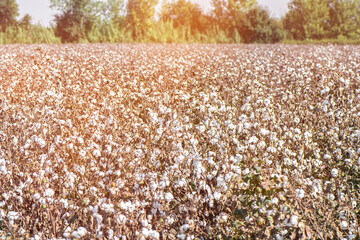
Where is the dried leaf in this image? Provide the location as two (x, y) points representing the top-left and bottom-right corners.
(263, 227), (271, 238)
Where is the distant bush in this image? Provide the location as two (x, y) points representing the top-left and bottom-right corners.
(0, 25), (60, 44)
(283, 38), (360, 45)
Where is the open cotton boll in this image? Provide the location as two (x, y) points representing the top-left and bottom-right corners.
(331, 168), (339, 178)
(71, 227), (87, 238)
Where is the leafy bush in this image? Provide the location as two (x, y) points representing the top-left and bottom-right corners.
(0, 25), (60, 44)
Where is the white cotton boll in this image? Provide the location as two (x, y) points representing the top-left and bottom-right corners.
(199, 125), (206, 133)
(148, 230), (160, 240)
(294, 117), (300, 124)
(36, 137), (46, 148)
(248, 136), (258, 144)
(44, 188), (54, 198)
(116, 214), (127, 224)
(108, 229), (114, 239)
(260, 128), (269, 136)
(76, 227), (87, 237)
(272, 197), (279, 205)
(210, 138), (218, 145)
(7, 211), (20, 220)
(177, 234), (186, 240)
(92, 149), (101, 158)
(32, 193), (41, 200)
(63, 227), (72, 238)
(258, 141), (266, 149)
(328, 194), (335, 201)
(166, 216), (174, 225)
(295, 189), (305, 199)
(213, 191), (221, 201)
(340, 220), (348, 230)
(94, 213), (103, 224)
(0, 166), (7, 175)
(67, 143), (73, 150)
(142, 228), (149, 238)
(242, 168), (250, 175)
(209, 120), (217, 127)
(289, 215), (298, 227)
(164, 192), (174, 202)
(13, 136), (18, 145)
(220, 212), (228, 222)
(97, 231), (103, 238)
(33, 234), (41, 240)
(150, 181), (158, 191)
(339, 210), (347, 220)
(331, 168), (339, 177)
(348, 234), (356, 240)
(179, 224), (190, 233)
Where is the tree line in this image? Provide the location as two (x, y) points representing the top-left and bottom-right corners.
(1, 0), (360, 43)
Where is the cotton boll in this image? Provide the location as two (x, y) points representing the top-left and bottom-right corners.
(142, 228), (149, 238)
(63, 227), (72, 238)
(289, 215), (298, 227)
(164, 192), (174, 202)
(71, 227), (87, 238)
(32, 193), (41, 200)
(331, 168), (339, 177)
(148, 230), (160, 240)
(92, 149), (101, 158)
(213, 191), (221, 201)
(295, 189), (305, 199)
(44, 188), (54, 198)
(340, 220), (348, 230)
(179, 224), (190, 232)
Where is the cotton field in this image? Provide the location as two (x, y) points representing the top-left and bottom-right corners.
(0, 44), (360, 239)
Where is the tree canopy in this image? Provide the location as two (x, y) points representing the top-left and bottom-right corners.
(1, 0), (360, 43)
(0, 0), (19, 31)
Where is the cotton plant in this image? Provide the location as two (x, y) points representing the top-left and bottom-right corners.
(0, 44), (359, 239)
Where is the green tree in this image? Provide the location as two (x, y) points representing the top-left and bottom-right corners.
(283, 0), (307, 40)
(0, 0), (19, 31)
(284, 0), (330, 40)
(161, 0), (208, 34)
(126, 0), (158, 40)
(104, 0), (126, 29)
(241, 6), (282, 43)
(327, 0), (360, 39)
(210, 0), (230, 31)
(19, 14), (32, 29)
(210, 0), (257, 42)
(303, 0), (329, 39)
(210, 0), (281, 43)
(50, 0), (102, 42)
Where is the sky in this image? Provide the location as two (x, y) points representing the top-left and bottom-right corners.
(17, 0), (290, 27)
